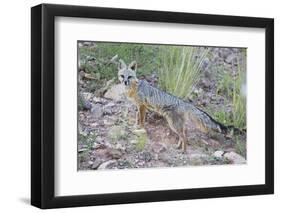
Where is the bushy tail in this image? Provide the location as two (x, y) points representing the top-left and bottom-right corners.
(187, 104), (244, 135)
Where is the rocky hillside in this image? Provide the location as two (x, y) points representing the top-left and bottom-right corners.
(78, 42), (247, 170)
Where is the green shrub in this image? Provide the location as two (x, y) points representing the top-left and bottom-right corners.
(214, 51), (246, 130)
(158, 46), (209, 99)
(232, 55), (246, 129)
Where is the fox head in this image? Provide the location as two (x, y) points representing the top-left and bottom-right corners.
(118, 60), (138, 87)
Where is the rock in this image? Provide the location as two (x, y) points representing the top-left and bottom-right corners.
(137, 151), (152, 162)
(78, 148), (88, 153)
(95, 136), (103, 143)
(158, 153), (174, 165)
(130, 140), (138, 144)
(219, 48), (232, 59)
(84, 100), (92, 110)
(212, 150), (224, 158)
(152, 142), (167, 153)
(90, 104), (103, 119)
(98, 160), (117, 170)
(81, 92), (92, 102)
(225, 54), (237, 64)
(104, 84), (125, 101)
(91, 159), (103, 169)
(115, 143), (126, 151)
(103, 119), (115, 126)
(201, 78), (212, 89)
(88, 160), (94, 166)
(94, 78), (115, 97)
(103, 107), (113, 116)
(201, 58), (210, 70)
(92, 142), (106, 150)
(92, 96), (105, 104)
(224, 152), (246, 164)
(189, 153), (209, 160)
(212, 151), (246, 164)
(105, 102), (115, 107)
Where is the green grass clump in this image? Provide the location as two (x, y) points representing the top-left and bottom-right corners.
(234, 135), (246, 157)
(213, 110), (232, 126)
(158, 46), (209, 99)
(216, 69), (233, 99)
(108, 126), (127, 141)
(232, 56), (246, 129)
(135, 132), (148, 151)
(214, 51), (247, 130)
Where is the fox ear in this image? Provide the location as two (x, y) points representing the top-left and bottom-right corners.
(118, 59), (127, 70)
(128, 61), (137, 72)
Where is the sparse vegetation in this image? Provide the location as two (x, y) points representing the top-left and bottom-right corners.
(135, 132), (148, 151)
(108, 126), (127, 141)
(213, 51), (246, 130)
(79, 42), (159, 80)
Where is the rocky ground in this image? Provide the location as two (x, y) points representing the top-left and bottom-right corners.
(78, 86), (246, 171)
(78, 44), (246, 171)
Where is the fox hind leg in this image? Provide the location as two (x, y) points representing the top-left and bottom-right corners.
(165, 112), (187, 152)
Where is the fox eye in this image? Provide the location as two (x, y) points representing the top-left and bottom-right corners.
(120, 75), (124, 78)
(128, 76), (133, 79)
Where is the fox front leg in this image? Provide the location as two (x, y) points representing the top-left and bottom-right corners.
(135, 107), (140, 126)
(139, 105), (146, 128)
(135, 105), (146, 129)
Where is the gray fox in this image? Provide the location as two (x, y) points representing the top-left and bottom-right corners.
(118, 59), (237, 151)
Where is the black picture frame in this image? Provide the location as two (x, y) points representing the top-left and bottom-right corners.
(31, 3), (274, 209)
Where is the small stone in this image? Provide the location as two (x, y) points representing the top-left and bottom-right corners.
(224, 152), (246, 164)
(84, 100), (92, 110)
(81, 92), (92, 101)
(115, 143), (126, 151)
(130, 140), (138, 144)
(104, 84), (125, 101)
(98, 160), (117, 170)
(91, 159), (102, 169)
(201, 79), (212, 89)
(78, 148), (88, 153)
(213, 150), (224, 158)
(201, 58), (210, 70)
(105, 102), (115, 107)
(103, 119), (115, 126)
(92, 96), (104, 104)
(189, 153), (209, 160)
(88, 160), (94, 166)
(91, 104), (103, 119)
